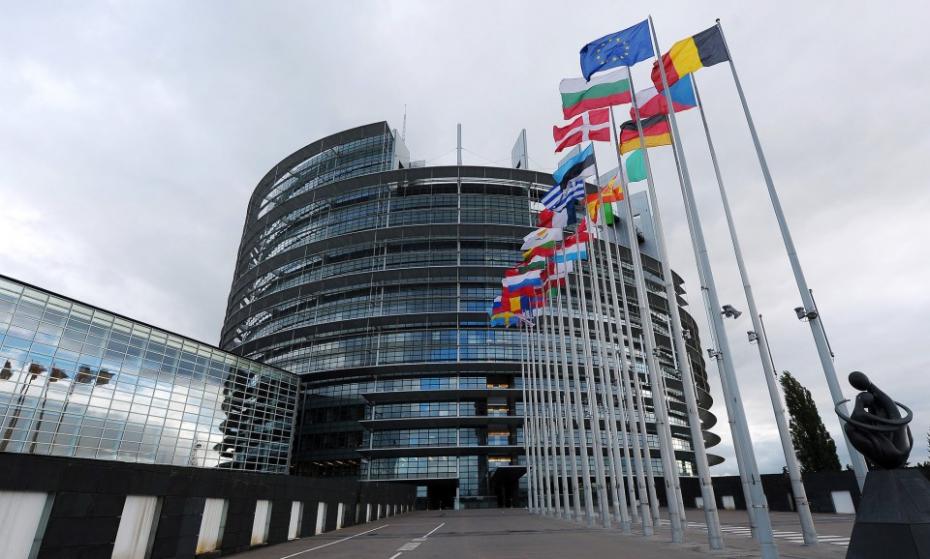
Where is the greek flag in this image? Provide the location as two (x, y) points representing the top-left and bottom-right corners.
(554, 179), (586, 212)
(541, 184), (562, 210)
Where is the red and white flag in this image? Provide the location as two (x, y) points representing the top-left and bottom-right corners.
(552, 108), (610, 152)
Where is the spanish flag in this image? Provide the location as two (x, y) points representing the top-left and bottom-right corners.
(618, 115), (671, 155)
(651, 26), (729, 89)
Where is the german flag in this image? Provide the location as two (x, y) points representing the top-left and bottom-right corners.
(618, 115), (671, 155)
(651, 25), (729, 89)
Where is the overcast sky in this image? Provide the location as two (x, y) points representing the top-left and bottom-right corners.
(2, 1), (929, 474)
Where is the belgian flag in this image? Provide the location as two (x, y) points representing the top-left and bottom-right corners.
(651, 26), (729, 89)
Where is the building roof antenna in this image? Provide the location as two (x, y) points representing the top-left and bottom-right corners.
(402, 104), (407, 141)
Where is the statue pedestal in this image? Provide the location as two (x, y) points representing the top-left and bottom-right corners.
(847, 469), (930, 558)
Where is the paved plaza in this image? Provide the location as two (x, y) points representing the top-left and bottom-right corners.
(229, 508), (854, 559)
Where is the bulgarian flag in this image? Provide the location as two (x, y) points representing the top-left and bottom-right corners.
(650, 25), (729, 89)
(552, 108), (611, 153)
(618, 115), (671, 155)
(522, 241), (557, 262)
(559, 67), (632, 120)
(513, 255), (547, 274)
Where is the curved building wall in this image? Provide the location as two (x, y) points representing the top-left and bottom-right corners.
(221, 122), (720, 504)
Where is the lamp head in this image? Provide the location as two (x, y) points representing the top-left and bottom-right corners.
(721, 304), (742, 319)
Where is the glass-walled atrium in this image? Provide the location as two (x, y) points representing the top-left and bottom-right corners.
(0, 275), (299, 473)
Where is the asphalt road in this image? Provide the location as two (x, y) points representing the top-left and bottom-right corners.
(229, 508), (854, 559)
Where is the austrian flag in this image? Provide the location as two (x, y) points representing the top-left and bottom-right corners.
(552, 108), (611, 153)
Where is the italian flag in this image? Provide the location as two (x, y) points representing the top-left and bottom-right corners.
(559, 67), (632, 120)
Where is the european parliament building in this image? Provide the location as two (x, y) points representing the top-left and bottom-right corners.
(220, 122), (721, 508)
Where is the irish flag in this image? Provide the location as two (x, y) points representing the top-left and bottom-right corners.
(559, 67), (632, 120)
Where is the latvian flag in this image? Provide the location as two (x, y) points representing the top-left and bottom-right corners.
(553, 108), (610, 153)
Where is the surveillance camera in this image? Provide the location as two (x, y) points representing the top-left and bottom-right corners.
(721, 304), (742, 319)
(747, 331), (758, 343)
(794, 307), (806, 319)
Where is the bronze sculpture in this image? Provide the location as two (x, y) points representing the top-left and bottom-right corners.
(835, 371), (913, 469)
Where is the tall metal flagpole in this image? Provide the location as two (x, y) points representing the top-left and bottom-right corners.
(714, 19), (868, 489)
(588, 156), (634, 529)
(536, 303), (563, 517)
(606, 113), (684, 541)
(544, 293), (572, 517)
(525, 320), (541, 513)
(593, 216), (641, 525)
(692, 74), (818, 545)
(563, 243), (597, 526)
(555, 273), (583, 520)
(616, 80), (725, 544)
(572, 242), (612, 527)
(529, 319), (552, 514)
(584, 194), (633, 532)
(604, 204), (654, 535)
(634, 336), (661, 525)
(617, 96), (689, 529)
(648, 15), (778, 558)
(524, 321), (543, 513)
(519, 321), (537, 513)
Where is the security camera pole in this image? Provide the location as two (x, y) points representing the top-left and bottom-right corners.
(694, 72), (818, 545)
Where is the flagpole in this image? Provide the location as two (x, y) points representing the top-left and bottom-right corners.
(714, 19), (868, 490)
(619, 97), (690, 530)
(572, 241), (612, 527)
(554, 272), (583, 520)
(648, 15), (778, 558)
(584, 188), (633, 532)
(595, 223), (642, 527)
(529, 318), (552, 514)
(634, 335), (661, 524)
(544, 291), (572, 518)
(535, 301), (562, 517)
(619, 83), (724, 545)
(523, 320), (542, 513)
(525, 318), (541, 513)
(603, 195), (655, 534)
(606, 115), (684, 542)
(692, 74), (818, 545)
(589, 199), (639, 533)
(563, 243), (597, 526)
(519, 321), (537, 513)
(589, 156), (634, 530)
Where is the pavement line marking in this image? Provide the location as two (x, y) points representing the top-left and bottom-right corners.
(422, 522), (446, 538)
(278, 524), (390, 559)
(388, 553), (402, 559)
(398, 542), (420, 551)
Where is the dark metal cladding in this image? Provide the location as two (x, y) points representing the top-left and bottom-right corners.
(220, 122), (719, 508)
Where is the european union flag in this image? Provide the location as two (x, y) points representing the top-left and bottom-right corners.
(580, 20), (654, 80)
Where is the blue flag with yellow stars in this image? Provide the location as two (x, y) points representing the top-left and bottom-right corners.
(580, 20), (654, 80)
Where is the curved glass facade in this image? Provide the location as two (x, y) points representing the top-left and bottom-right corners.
(222, 122), (720, 506)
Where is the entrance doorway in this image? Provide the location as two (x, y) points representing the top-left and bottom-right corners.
(425, 479), (458, 510)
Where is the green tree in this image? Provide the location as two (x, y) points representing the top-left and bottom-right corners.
(779, 371), (841, 472)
